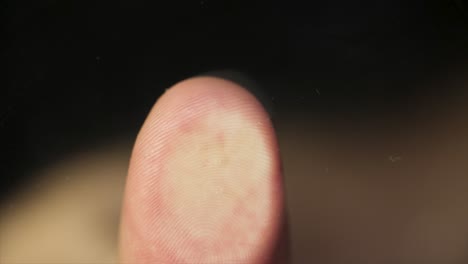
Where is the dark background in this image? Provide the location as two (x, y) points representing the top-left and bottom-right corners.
(3, 0), (468, 203)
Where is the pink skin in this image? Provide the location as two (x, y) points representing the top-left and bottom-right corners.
(119, 77), (288, 264)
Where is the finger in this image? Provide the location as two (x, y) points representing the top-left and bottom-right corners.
(119, 76), (288, 264)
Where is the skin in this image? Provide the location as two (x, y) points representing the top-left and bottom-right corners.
(119, 76), (288, 263)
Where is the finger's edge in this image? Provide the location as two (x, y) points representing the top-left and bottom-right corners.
(269, 207), (291, 264)
(197, 70), (275, 118)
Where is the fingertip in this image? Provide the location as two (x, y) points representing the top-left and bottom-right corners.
(120, 76), (287, 264)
